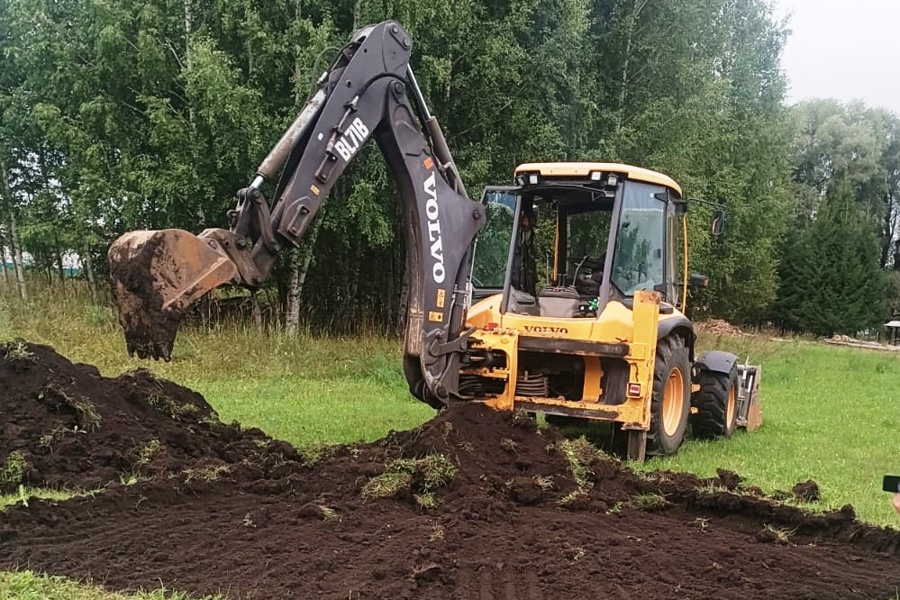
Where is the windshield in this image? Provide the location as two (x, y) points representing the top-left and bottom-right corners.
(471, 190), (517, 289)
(611, 181), (666, 296)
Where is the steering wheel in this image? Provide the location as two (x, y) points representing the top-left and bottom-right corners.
(568, 256), (603, 271)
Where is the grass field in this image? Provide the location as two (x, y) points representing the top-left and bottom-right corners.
(1, 285), (899, 596)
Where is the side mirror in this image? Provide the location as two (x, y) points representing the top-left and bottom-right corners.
(689, 273), (709, 289)
(711, 209), (725, 235)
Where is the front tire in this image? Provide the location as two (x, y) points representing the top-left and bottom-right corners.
(691, 366), (739, 439)
(647, 335), (691, 456)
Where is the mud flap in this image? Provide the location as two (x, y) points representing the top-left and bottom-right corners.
(627, 430), (647, 462)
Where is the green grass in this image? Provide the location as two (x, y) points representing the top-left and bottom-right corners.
(639, 336), (900, 526)
(194, 377), (430, 447)
(0, 570), (220, 599)
(2, 283), (900, 597)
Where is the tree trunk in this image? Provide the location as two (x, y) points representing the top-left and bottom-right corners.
(0, 228), (8, 286)
(82, 248), (97, 297)
(0, 159), (26, 300)
(285, 253), (302, 335)
(9, 209), (27, 300)
(285, 205), (326, 335)
(284, 0), (325, 336)
(199, 293), (211, 329)
(615, 0), (649, 144)
(184, 0), (194, 128)
(251, 290), (263, 330)
(345, 235), (361, 333)
(352, 0), (363, 29)
(56, 236), (66, 285)
(882, 190), (897, 268)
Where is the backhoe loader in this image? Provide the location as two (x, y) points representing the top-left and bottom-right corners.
(108, 20), (761, 460)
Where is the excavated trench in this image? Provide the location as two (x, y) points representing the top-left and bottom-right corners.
(0, 341), (898, 599)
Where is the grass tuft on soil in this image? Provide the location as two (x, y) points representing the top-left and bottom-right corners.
(1, 339), (33, 362)
(38, 385), (103, 431)
(1, 451), (27, 486)
(362, 454), (457, 508)
(0, 570), (222, 599)
(549, 437), (606, 506)
(629, 492), (670, 511)
(756, 524), (798, 545)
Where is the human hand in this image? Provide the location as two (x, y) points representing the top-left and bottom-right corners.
(893, 493), (900, 515)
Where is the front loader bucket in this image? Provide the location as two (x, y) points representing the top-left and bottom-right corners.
(736, 363), (762, 431)
(108, 229), (239, 360)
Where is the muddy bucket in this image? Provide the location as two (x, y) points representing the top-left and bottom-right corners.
(108, 229), (239, 360)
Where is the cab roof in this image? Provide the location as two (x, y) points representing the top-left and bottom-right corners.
(515, 162), (682, 196)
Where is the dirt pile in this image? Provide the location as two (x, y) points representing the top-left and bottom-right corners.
(699, 318), (744, 336)
(0, 340), (300, 493)
(1, 342), (899, 599)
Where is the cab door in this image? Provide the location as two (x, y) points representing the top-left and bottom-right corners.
(470, 187), (521, 303)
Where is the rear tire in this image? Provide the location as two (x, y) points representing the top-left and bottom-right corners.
(647, 336), (690, 456)
(691, 366), (739, 439)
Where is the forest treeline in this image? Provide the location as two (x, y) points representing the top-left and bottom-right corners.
(2, 0), (899, 336)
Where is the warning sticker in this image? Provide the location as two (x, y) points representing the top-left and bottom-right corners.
(436, 289), (445, 308)
(428, 311), (444, 322)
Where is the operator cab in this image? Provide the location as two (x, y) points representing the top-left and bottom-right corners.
(471, 162), (686, 317)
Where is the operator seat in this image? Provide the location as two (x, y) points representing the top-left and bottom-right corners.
(574, 269), (601, 297)
(508, 288), (540, 316)
(573, 255), (604, 298)
(538, 286), (580, 317)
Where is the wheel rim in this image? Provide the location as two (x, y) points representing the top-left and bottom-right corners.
(726, 381), (736, 427)
(663, 368), (685, 436)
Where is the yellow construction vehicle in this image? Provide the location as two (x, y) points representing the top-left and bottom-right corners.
(107, 21), (761, 461)
(464, 163), (761, 459)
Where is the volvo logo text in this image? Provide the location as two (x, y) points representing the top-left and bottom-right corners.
(523, 326), (569, 334)
(424, 172), (445, 284)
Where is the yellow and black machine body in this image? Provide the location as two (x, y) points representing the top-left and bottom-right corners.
(459, 163), (761, 460)
(106, 21), (760, 462)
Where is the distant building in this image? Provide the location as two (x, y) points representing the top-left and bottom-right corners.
(885, 320), (900, 345)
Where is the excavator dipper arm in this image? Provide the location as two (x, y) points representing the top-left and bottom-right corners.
(108, 21), (484, 407)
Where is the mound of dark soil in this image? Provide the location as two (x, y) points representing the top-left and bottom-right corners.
(1, 342), (898, 599)
(0, 341), (300, 493)
(792, 479), (821, 502)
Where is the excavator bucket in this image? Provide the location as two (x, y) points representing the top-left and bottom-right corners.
(736, 363), (762, 431)
(108, 229), (239, 360)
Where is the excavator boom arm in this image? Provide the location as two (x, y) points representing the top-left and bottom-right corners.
(108, 21), (484, 406)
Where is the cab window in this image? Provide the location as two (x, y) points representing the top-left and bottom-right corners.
(611, 182), (666, 296)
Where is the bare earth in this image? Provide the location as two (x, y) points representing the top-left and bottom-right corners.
(1, 342), (898, 599)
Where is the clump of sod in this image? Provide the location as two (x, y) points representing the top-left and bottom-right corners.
(362, 454), (456, 510)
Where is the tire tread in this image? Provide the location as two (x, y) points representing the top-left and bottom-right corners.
(691, 367), (737, 439)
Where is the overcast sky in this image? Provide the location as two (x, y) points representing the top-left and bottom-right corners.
(774, 0), (900, 114)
